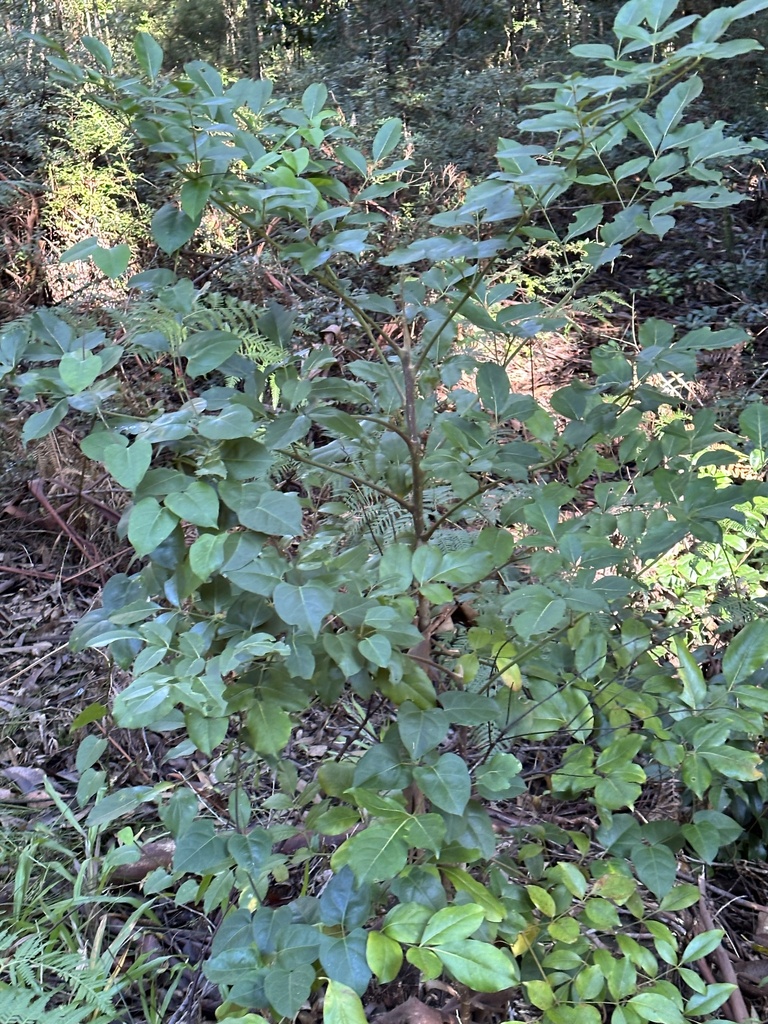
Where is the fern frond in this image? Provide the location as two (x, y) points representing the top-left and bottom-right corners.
(0, 985), (116, 1024)
(711, 595), (768, 629)
(114, 290), (287, 400)
(0, 931), (119, 1023)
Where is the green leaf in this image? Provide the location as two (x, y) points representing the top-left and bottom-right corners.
(594, 772), (644, 811)
(264, 965), (315, 1019)
(274, 582), (334, 637)
(228, 830), (271, 874)
(152, 202), (196, 254)
(134, 31), (163, 80)
(165, 481), (220, 528)
(398, 702), (451, 758)
(378, 543), (414, 595)
(698, 744), (762, 781)
(413, 753), (471, 815)
(112, 676), (175, 728)
(565, 203), (604, 241)
(81, 428), (126, 461)
(607, 957), (638, 1002)
(60, 237), (99, 263)
(646, 920), (677, 965)
(722, 619), (768, 686)
(432, 940), (519, 992)
(337, 145), (368, 178)
(733, 0), (768, 20)
(570, 43), (615, 57)
(92, 243), (131, 278)
(690, 810), (743, 849)
(185, 711), (228, 755)
(199, 407), (256, 440)
(71, 703), (108, 731)
(405, 946), (443, 979)
(212, 1016), (268, 1024)
(525, 979), (555, 1010)
(179, 329), (241, 376)
(627, 992), (686, 1024)
(437, 546), (496, 586)
(82, 35), (113, 69)
(103, 439), (152, 491)
(383, 902), (432, 944)
(86, 785), (154, 827)
(358, 633), (392, 668)
(324, 981), (367, 1024)
(320, 929), (371, 995)
(181, 176), (213, 221)
(421, 905), (484, 945)
(527, 884), (556, 917)
(366, 931), (403, 984)
(440, 867), (505, 922)
(549, 917), (580, 944)
(740, 403), (768, 448)
(173, 818), (231, 874)
(22, 400), (68, 444)
(475, 753), (524, 798)
(632, 844), (677, 898)
(659, 884), (700, 911)
(510, 593), (567, 637)
(574, 963), (606, 1001)
(239, 491), (303, 536)
(476, 362), (511, 418)
(59, 351), (102, 392)
(128, 498), (178, 557)
(552, 861), (588, 899)
(673, 637), (707, 710)
(684, 982), (736, 1016)
(188, 533), (228, 579)
(548, 1007), (602, 1024)
(246, 700), (292, 757)
(680, 820), (723, 862)
(680, 929), (724, 965)
(302, 82), (328, 118)
(655, 76), (703, 136)
(403, 813), (446, 855)
(439, 691), (500, 726)
(331, 824), (409, 884)
(372, 118), (403, 163)
(412, 544), (443, 583)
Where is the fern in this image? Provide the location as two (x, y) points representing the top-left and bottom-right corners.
(710, 594), (768, 629)
(113, 288), (287, 398)
(430, 528), (474, 552)
(114, 299), (186, 351)
(0, 987), (116, 1024)
(0, 931), (120, 1024)
(109, 286), (298, 475)
(191, 292), (287, 393)
(335, 483), (516, 544)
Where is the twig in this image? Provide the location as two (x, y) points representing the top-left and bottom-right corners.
(0, 642), (70, 688)
(0, 565), (102, 588)
(679, 870), (768, 913)
(28, 478), (103, 573)
(698, 874), (751, 1024)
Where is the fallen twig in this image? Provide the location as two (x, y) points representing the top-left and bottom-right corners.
(28, 478), (103, 571)
(698, 874), (752, 1024)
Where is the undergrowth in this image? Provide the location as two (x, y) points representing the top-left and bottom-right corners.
(4, 3), (768, 1021)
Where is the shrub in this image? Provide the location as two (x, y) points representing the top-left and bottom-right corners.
(6, 4), (768, 1020)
